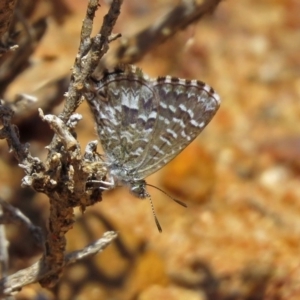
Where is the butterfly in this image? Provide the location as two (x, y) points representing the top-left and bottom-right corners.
(85, 64), (220, 231)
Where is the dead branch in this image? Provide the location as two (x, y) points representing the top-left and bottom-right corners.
(95, 0), (222, 71)
(0, 12), (47, 94)
(9, 76), (69, 125)
(0, 0), (72, 94)
(0, 0), (123, 292)
(0, 204), (9, 282)
(0, 0), (18, 55)
(0, 99), (111, 291)
(59, 0), (123, 122)
(0, 231), (117, 296)
(0, 198), (44, 247)
(36, 0), (122, 286)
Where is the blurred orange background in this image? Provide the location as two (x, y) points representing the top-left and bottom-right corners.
(2, 0), (300, 299)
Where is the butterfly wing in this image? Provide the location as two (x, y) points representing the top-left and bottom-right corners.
(86, 66), (160, 172)
(131, 76), (220, 179)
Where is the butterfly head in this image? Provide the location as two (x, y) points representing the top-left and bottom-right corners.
(106, 164), (149, 199)
(129, 179), (149, 199)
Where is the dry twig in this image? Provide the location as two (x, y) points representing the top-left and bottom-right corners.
(0, 0), (123, 293)
(95, 0), (222, 71)
(0, 198), (44, 247)
(0, 231), (117, 296)
(0, 205), (9, 283)
(38, 0), (122, 287)
(0, 0), (18, 55)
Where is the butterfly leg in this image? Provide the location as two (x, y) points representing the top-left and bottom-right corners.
(88, 174), (116, 191)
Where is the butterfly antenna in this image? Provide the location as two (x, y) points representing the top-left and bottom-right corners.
(146, 184), (187, 208)
(148, 195), (162, 232)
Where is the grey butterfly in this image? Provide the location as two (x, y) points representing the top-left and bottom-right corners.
(85, 64), (220, 230)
